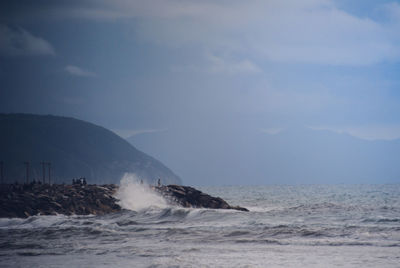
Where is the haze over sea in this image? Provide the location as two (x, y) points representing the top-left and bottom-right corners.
(1, 179), (399, 267)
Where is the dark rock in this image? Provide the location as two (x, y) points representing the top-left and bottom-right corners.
(155, 185), (249, 212)
(0, 184), (121, 218)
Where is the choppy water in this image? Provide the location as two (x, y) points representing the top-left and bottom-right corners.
(1, 184), (399, 267)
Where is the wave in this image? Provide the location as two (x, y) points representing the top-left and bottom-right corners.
(115, 174), (168, 211)
(0, 206), (232, 233)
(260, 225), (332, 238)
(362, 217), (400, 223)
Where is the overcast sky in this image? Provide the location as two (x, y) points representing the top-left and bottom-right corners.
(1, 1), (400, 141)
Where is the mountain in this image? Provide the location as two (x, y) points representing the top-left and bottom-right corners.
(0, 114), (181, 185)
(127, 126), (400, 185)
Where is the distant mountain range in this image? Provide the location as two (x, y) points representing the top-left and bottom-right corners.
(0, 114), (181, 185)
(128, 126), (400, 185)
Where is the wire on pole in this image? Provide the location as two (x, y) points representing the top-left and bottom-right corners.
(23, 161), (29, 184)
(0, 161), (3, 184)
(40, 161), (46, 184)
(47, 162), (51, 184)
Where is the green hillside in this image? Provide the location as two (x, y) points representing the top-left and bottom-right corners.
(0, 114), (181, 185)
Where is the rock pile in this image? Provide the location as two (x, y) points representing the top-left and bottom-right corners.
(0, 184), (120, 218)
(155, 185), (249, 211)
(0, 183), (248, 218)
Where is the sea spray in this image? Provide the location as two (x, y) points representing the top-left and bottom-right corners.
(116, 173), (168, 211)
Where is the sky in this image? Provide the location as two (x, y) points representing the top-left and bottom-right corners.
(1, 1), (400, 184)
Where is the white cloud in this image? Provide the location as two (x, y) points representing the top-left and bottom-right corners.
(65, 65), (97, 77)
(65, 0), (400, 66)
(5, 1), (400, 66)
(0, 24), (55, 56)
(170, 54), (261, 75)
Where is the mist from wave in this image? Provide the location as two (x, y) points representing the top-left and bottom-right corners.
(115, 173), (168, 211)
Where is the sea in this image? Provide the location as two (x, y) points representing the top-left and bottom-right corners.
(0, 182), (399, 268)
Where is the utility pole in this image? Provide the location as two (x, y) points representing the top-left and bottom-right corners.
(0, 161), (3, 184)
(40, 161), (46, 184)
(23, 161), (30, 184)
(47, 162), (51, 184)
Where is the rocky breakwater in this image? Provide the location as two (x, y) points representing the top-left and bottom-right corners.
(0, 184), (121, 218)
(155, 185), (249, 211)
(0, 183), (248, 218)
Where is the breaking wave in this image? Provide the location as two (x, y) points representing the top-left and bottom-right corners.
(115, 173), (168, 211)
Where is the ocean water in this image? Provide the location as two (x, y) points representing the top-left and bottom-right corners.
(0, 183), (399, 267)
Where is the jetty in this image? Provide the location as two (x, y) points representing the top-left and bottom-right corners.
(0, 183), (120, 218)
(0, 183), (248, 218)
(155, 185), (248, 211)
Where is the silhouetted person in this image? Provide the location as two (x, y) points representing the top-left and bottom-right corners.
(157, 179), (161, 187)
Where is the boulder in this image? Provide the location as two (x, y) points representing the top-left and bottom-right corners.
(155, 185), (248, 211)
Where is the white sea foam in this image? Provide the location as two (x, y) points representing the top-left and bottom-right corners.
(115, 173), (168, 211)
(1, 184), (400, 268)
